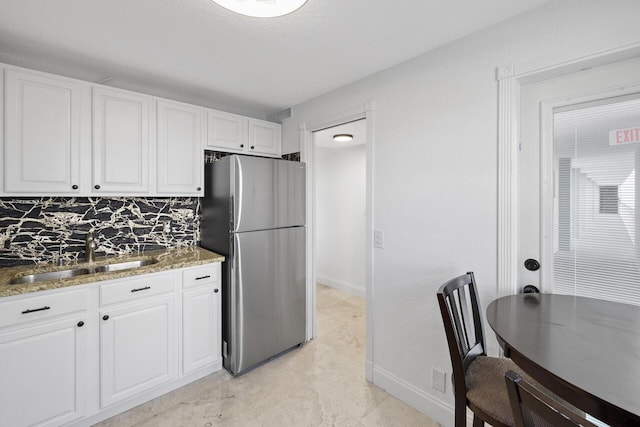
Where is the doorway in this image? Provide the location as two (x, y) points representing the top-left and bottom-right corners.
(300, 103), (374, 380)
(312, 119), (367, 297)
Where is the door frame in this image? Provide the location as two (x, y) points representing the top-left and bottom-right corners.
(497, 39), (640, 296)
(300, 101), (375, 381)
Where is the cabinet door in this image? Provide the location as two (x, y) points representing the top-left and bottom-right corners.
(248, 118), (281, 156)
(92, 87), (150, 193)
(157, 100), (204, 195)
(0, 316), (87, 427)
(100, 295), (176, 408)
(206, 110), (247, 152)
(4, 70), (82, 193)
(182, 285), (220, 374)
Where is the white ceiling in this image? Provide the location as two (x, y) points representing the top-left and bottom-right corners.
(0, 0), (551, 118)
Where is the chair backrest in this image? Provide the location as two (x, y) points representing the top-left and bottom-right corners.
(505, 370), (598, 427)
(437, 272), (486, 396)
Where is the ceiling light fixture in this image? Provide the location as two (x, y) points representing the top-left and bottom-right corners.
(333, 134), (353, 143)
(211, 0), (307, 18)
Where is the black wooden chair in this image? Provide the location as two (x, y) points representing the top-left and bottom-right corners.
(505, 370), (597, 427)
(437, 272), (528, 427)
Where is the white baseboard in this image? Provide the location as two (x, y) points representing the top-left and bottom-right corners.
(372, 365), (454, 427)
(365, 359), (373, 382)
(317, 274), (365, 297)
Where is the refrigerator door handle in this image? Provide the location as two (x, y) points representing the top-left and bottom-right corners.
(234, 157), (243, 230)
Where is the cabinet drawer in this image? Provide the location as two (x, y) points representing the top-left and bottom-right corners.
(0, 288), (88, 329)
(100, 273), (175, 306)
(182, 264), (219, 289)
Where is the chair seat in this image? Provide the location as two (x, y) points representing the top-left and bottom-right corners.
(465, 356), (532, 426)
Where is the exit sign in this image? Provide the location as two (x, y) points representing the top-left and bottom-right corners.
(609, 127), (640, 145)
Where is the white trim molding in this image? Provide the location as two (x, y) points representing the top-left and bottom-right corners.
(496, 35), (640, 296)
(496, 68), (520, 297)
(300, 101), (375, 382)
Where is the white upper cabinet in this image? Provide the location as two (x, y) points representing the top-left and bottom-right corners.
(4, 69), (83, 193)
(206, 110), (247, 153)
(1, 63), (283, 196)
(157, 100), (204, 195)
(207, 110), (281, 157)
(248, 118), (281, 156)
(92, 87), (150, 194)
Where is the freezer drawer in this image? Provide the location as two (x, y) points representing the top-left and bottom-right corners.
(226, 226), (306, 375)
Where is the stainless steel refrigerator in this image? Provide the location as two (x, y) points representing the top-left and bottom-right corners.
(200, 155), (306, 376)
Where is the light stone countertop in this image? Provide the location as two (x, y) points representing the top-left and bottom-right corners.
(0, 246), (225, 299)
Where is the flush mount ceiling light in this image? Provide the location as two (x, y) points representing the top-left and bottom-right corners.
(333, 134), (353, 143)
(211, 0), (307, 18)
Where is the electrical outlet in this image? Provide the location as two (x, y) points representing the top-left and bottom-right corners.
(374, 230), (384, 248)
(432, 368), (446, 393)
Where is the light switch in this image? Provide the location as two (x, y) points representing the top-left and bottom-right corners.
(374, 230), (384, 248)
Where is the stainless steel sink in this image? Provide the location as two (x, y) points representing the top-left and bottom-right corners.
(9, 268), (92, 285)
(8, 258), (159, 285)
(93, 258), (158, 273)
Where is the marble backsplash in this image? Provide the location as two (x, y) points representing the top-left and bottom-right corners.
(0, 197), (200, 267)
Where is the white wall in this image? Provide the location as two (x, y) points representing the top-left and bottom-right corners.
(282, 1), (640, 425)
(315, 144), (366, 296)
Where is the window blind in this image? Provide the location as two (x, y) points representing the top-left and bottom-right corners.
(552, 95), (640, 305)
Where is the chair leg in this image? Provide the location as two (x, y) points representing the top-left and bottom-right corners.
(472, 414), (484, 427)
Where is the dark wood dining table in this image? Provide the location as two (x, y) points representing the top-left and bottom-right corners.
(486, 293), (640, 426)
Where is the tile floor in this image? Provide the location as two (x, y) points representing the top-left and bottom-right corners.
(96, 284), (440, 426)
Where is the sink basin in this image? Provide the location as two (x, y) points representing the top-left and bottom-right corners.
(7, 258), (159, 285)
(9, 268), (92, 285)
(94, 258), (158, 273)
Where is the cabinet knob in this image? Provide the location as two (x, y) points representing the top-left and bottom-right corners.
(77, 321), (85, 327)
(214, 288), (219, 293)
(102, 315), (109, 321)
(250, 146), (255, 150)
(94, 184), (101, 190)
(197, 187), (202, 191)
(240, 144), (244, 148)
(72, 184), (78, 190)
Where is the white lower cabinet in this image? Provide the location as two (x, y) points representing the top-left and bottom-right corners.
(0, 261), (222, 427)
(183, 285), (220, 374)
(182, 264), (221, 375)
(0, 305), (87, 427)
(100, 294), (176, 408)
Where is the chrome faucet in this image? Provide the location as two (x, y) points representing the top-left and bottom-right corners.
(85, 232), (97, 263)
(57, 244), (65, 265)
